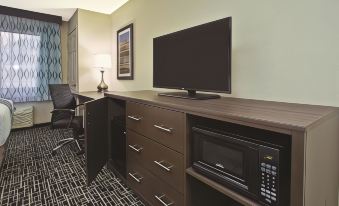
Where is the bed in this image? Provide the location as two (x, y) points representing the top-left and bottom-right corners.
(0, 98), (14, 168)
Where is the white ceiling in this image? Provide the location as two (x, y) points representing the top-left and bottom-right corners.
(0, 0), (129, 21)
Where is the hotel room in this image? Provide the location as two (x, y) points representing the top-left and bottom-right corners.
(0, 0), (338, 205)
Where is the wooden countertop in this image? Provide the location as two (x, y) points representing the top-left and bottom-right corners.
(73, 91), (105, 100)
(104, 90), (339, 131)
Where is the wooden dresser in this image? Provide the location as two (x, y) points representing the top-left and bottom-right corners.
(126, 101), (185, 206)
(81, 90), (339, 206)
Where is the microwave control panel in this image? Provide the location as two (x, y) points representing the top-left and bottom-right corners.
(259, 146), (280, 206)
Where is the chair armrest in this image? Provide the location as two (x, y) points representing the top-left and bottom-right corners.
(74, 103), (84, 109)
(50, 108), (76, 129)
(51, 109), (75, 114)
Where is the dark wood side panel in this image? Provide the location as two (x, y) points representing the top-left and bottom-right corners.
(290, 131), (305, 206)
(84, 98), (108, 185)
(304, 114), (339, 206)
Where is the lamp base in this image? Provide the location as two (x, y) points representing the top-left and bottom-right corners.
(97, 82), (108, 92)
(97, 70), (108, 92)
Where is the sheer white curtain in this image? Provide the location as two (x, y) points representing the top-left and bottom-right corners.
(0, 14), (62, 102)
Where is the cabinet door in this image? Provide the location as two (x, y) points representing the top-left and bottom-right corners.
(84, 98), (108, 185)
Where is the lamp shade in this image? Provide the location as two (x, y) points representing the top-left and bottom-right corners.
(94, 54), (111, 69)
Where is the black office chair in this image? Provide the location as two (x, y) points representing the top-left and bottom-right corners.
(49, 84), (84, 155)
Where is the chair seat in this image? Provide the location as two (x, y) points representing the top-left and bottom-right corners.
(52, 116), (83, 131)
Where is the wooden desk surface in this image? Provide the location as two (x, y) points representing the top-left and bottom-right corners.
(73, 90), (339, 131)
(73, 91), (105, 100)
(104, 90), (339, 131)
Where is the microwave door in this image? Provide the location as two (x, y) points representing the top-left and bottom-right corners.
(200, 138), (249, 187)
(193, 127), (259, 191)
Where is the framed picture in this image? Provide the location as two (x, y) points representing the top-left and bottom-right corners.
(117, 23), (134, 80)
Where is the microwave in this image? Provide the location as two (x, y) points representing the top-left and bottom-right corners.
(192, 127), (290, 206)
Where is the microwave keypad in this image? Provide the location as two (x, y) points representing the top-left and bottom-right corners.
(260, 162), (278, 205)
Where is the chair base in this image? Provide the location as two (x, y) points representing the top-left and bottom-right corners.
(52, 137), (84, 156)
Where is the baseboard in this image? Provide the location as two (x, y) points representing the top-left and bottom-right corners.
(11, 122), (51, 131)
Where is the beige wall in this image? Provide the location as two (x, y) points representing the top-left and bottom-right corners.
(110, 0), (339, 107)
(15, 21), (69, 124)
(77, 9), (112, 92)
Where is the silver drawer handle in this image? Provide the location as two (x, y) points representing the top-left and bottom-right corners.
(128, 144), (143, 153)
(128, 115), (143, 121)
(154, 124), (173, 133)
(154, 194), (174, 206)
(128, 172), (143, 183)
(154, 160), (174, 172)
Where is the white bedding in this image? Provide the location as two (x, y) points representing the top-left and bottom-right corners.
(0, 98), (13, 146)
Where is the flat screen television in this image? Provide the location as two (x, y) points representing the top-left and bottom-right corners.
(153, 17), (232, 100)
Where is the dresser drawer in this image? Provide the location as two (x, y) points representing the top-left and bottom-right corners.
(147, 105), (185, 153)
(127, 161), (184, 206)
(127, 162), (153, 205)
(126, 101), (148, 134)
(127, 130), (184, 193)
(126, 101), (185, 153)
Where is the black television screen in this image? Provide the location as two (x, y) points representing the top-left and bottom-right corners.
(153, 17), (232, 96)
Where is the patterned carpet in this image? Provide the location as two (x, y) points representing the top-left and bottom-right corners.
(0, 126), (144, 206)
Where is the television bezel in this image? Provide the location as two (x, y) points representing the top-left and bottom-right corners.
(152, 17), (232, 94)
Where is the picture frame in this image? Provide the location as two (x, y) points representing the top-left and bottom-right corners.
(117, 23), (134, 80)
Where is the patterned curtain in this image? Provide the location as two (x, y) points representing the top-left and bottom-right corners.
(0, 14), (62, 102)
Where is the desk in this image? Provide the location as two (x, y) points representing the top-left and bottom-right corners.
(72, 91), (105, 101)
(83, 90), (339, 206)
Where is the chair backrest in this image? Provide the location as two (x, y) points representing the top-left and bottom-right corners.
(49, 84), (76, 110)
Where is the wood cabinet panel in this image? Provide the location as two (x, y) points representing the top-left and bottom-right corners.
(84, 98), (108, 185)
(126, 101), (147, 134)
(127, 101), (185, 153)
(127, 162), (154, 205)
(127, 161), (184, 206)
(147, 104), (185, 153)
(127, 130), (184, 193)
(79, 90), (339, 206)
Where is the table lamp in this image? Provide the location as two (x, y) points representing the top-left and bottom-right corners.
(94, 54), (111, 92)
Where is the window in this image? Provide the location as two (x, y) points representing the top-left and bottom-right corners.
(0, 32), (41, 89)
(0, 14), (62, 102)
